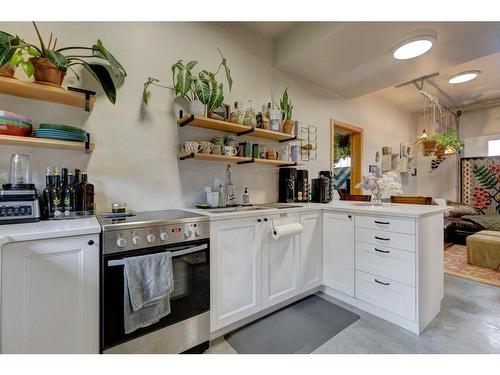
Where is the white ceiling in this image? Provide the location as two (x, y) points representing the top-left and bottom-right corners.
(242, 22), (500, 111)
(242, 22), (295, 38)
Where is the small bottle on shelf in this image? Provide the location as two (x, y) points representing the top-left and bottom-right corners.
(243, 100), (256, 127)
(242, 187), (250, 206)
(230, 101), (243, 124)
(262, 104), (270, 130)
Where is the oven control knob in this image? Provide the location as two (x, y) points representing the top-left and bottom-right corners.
(194, 228), (201, 237)
(116, 237), (127, 248)
(132, 235), (142, 246)
(147, 234), (156, 243)
(160, 232), (168, 241)
(184, 229), (193, 239)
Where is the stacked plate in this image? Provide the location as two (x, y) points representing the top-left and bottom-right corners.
(35, 123), (88, 142)
(0, 110), (33, 137)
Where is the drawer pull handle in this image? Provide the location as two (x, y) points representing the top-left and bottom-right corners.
(375, 278), (390, 286)
(374, 220), (390, 225)
(375, 236), (390, 241)
(374, 248), (390, 254)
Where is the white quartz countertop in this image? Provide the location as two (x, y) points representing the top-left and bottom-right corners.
(0, 217), (101, 247)
(186, 201), (450, 221)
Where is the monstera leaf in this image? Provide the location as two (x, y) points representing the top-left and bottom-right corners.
(473, 165), (497, 189)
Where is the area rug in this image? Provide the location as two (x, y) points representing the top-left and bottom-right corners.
(444, 244), (500, 287)
(224, 295), (360, 354)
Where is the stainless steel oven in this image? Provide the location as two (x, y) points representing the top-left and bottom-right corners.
(98, 210), (210, 354)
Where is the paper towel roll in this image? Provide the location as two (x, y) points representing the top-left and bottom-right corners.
(272, 223), (303, 240)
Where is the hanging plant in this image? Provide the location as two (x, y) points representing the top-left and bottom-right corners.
(334, 130), (350, 163)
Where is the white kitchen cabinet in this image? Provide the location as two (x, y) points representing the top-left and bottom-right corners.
(1, 234), (99, 353)
(322, 211), (355, 296)
(299, 211), (323, 292)
(261, 214), (300, 309)
(210, 216), (263, 331)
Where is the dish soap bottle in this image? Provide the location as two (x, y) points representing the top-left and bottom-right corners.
(242, 187), (250, 206)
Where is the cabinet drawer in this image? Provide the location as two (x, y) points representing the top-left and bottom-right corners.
(356, 215), (415, 235)
(355, 227), (415, 252)
(355, 270), (416, 321)
(355, 242), (415, 286)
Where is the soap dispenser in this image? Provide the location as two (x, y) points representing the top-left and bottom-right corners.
(242, 187), (250, 206)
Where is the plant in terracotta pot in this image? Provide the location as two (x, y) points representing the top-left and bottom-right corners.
(142, 48), (233, 116)
(277, 86), (294, 134)
(0, 22), (126, 104)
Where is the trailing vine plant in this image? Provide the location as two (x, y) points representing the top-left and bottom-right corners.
(142, 48), (232, 112)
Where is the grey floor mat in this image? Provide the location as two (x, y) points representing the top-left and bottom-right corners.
(224, 295), (360, 354)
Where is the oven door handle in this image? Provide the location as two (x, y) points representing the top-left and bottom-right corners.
(107, 243), (208, 267)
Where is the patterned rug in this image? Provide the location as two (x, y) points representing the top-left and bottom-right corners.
(444, 244), (500, 287)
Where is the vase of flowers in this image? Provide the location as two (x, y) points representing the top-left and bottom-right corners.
(356, 171), (403, 206)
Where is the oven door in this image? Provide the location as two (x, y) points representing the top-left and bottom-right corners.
(101, 239), (210, 352)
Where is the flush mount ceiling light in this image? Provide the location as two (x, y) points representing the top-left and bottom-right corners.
(448, 70), (481, 84)
(392, 35), (436, 60)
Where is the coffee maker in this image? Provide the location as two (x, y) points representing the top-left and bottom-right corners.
(278, 167), (297, 203)
(0, 154), (40, 224)
(311, 171), (332, 203)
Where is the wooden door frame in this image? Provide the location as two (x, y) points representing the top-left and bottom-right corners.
(330, 120), (364, 195)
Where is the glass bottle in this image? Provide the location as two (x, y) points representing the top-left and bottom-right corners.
(82, 172), (95, 214)
(63, 172), (75, 216)
(262, 104), (270, 130)
(230, 101), (243, 124)
(51, 168), (62, 218)
(42, 167), (53, 219)
(243, 100), (256, 127)
(74, 169), (84, 212)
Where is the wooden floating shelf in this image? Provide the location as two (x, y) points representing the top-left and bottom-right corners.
(0, 134), (94, 153)
(179, 152), (301, 167)
(0, 76), (95, 112)
(177, 115), (297, 142)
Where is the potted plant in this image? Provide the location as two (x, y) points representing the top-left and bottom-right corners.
(277, 86), (294, 134)
(334, 130), (351, 163)
(433, 128), (463, 155)
(0, 31), (33, 78)
(142, 48), (233, 117)
(0, 22), (126, 104)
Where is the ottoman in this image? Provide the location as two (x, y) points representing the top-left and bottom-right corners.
(466, 231), (500, 270)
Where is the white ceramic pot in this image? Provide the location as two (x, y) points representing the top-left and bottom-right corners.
(189, 100), (206, 116)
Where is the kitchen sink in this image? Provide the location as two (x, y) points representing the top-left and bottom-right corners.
(259, 203), (304, 209)
(206, 206), (275, 214)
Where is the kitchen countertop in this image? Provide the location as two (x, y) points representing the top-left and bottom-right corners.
(185, 201), (450, 221)
(0, 217), (101, 247)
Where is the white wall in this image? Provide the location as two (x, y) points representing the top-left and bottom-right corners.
(0, 22), (417, 212)
(460, 106), (500, 157)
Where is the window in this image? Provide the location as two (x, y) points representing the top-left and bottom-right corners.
(488, 139), (500, 156)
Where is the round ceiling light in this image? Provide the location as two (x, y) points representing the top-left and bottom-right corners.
(392, 35), (435, 60)
(448, 70), (481, 84)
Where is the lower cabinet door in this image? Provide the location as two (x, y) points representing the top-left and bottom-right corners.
(1, 234), (100, 353)
(323, 211), (354, 296)
(299, 211), (323, 292)
(355, 270), (416, 321)
(211, 217), (263, 331)
(261, 214), (300, 309)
